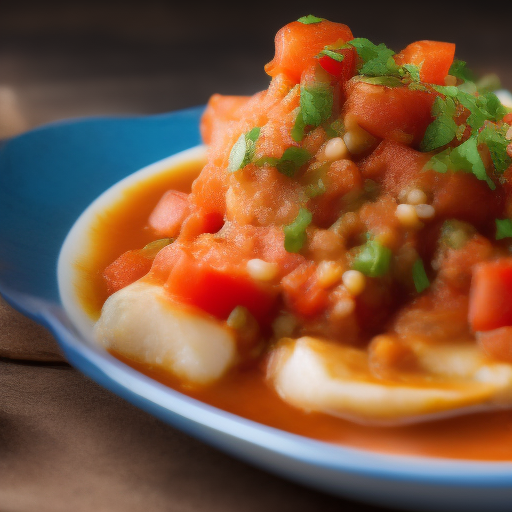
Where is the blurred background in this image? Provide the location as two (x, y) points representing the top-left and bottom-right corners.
(1, 0), (511, 135)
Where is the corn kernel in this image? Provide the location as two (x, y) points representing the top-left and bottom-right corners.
(415, 203), (436, 220)
(316, 261), (343, 288)
(331, 297), (356, 318)
(246, 259), (279, 281)
(323, 137), (348, 161)
(395, 203), (422, 228)
(343, 126), (374, 155)
(406, 188), (428, 205)
(342, 270), (366, 296)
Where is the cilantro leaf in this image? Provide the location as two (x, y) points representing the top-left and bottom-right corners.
(420, 96), (458, 152)
(402, 63), (421, 82)
(412, 258), (430, 293)
(318, 48), (345, 62)
(424, 148), (451, 173)
(301, 84), (334, 126)
(256, 147), (311, 178)
(283, 208), (312, 253)
(227, 127), (261, 172)
(292, 83), (334, 142)
(448, 59), (474, 83)
(424, 135), (496, 189)
(297, 15), (324, 24)
(479, 124), (512, 174)
(349, 38), (398, 77)
(275, 147), (311, 177)
(496, 218), (512, 240)
(451, 136), (496, 189)
(355, 76), (403, 87)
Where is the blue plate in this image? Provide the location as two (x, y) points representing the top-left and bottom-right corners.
(1, 108), (512, 512)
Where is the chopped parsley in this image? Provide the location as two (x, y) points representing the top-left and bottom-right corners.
(495, 218), (512, 240)
(283, 208), (312, 253)
(412, 258), (430, 293)
(351, 237), (392, 277)
(297, 15), (324, 24)
(227, 127), (261, 173)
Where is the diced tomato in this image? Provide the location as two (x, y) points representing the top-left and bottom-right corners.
(318, 46), (357, 84)
(395, 41), (455, 85)
(149, 190), (190, 238)
(359, 140), (430, 196)
(469, 259), (512, 332)
(179, 209), (224, 239)
(394, 40), (455, 85)
(265, 20), (353, 84)
(103, 250), (153, 295)
(165, 253), (276, 323)
(477, 327), (512, 363)
(431, 172), (504, 229)
(503, 113), (512, 125)
(200, 94), (251, 145)
(281, 263), (329, 317)
(344, 81), (436, 147)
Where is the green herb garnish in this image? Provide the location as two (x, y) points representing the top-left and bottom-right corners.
(422, 84), (509, 187)
(292, 83), (334, 142)
(349, 38), (398, 77)
(257, 147), (311, 178)
(283, 208), (312, 253)
(227, 127), (261, 173)
(479, 124), (512, 173)
(297, 15), (324, 24)
(425, 137), (495, 189)
(317, 48), (345, 62)
(305, 178), (327, 198)
(496, 218), (512, 240)
(412, 258), (430, 293)
(448, 59), (474, 83)
(420, 96), (458, 152)
(351, 237), (392, 277)
(355, 76), (404, 87)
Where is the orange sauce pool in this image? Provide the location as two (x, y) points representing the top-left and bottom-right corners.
(76, 158), (512, 462)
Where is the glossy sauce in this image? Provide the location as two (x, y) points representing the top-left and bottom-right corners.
(76, 160), (512, 461)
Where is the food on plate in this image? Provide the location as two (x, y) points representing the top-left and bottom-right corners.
(92, 16), (512, 428)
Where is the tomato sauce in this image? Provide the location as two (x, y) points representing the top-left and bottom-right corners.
(76, 163), (512, 462)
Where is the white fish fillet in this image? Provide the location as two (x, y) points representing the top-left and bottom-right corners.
(94, 281), (236, 385)
(267, 336), (512, 425)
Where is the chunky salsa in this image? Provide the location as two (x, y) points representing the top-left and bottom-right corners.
(90, 16), (512, 441)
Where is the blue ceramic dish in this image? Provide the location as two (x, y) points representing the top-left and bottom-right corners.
(1, 107), (512, 512)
